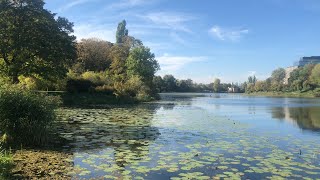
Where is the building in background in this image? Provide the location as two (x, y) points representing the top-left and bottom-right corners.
(284, 56), (320, 85)
(295, 56), (320, 67)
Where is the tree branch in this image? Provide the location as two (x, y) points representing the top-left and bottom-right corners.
(0, 50), (10, 65)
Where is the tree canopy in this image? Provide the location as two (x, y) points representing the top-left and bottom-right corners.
(126, 46), (160, 85)
(74, 38), (113, 73)
(0, 0), (76, 83)
(116, 20), (129, 44)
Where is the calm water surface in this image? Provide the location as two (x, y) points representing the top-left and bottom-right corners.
(57, 93), (320, 179)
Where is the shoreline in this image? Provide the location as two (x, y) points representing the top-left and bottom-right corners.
(246, 91), (316, 98)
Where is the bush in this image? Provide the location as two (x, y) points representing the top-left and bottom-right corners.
(81, 71), (110, 86)
(66, 79), (94, 93)
(0, 86), (60, 146)
(94, 85), (114, 94)
(18, 76), (67, 91)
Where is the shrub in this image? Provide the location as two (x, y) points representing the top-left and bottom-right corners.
(18, 76), (67, 91)
(94, 85), (114, 94)
(81, 71), (110, 86)
(0, 86), (60, 146)
(66, 79), (94, 93)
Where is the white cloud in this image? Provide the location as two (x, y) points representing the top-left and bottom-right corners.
(143, 12), (195, 33)
(106, 0), (152, 10)
(248, 71), (257, 77)
(58, 0), (92, 12)
(209, 26), (249, 42)
(73, 24), (116, 42)
(157, 54), (207, 73)
(243, 71), (270, 82)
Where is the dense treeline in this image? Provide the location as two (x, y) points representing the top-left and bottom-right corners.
(244, 64), (320, 96)
(153, 75), (243, 93)
(0, 0), (160, 102)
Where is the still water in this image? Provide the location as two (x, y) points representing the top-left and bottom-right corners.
(57, 93), (320, 179)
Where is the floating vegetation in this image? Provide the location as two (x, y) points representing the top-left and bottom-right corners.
(12, 94), (320, 179)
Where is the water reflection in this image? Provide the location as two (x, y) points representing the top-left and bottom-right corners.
(52, 94), (320, 179)
(271, 106), (320, 131)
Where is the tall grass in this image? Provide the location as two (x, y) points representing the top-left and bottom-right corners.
(0, 85), (60, 146)
(0, 148), (13, 178)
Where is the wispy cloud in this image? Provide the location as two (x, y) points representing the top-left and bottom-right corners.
(245, 71), (269, 81)
(58, 0), (92, 12)
(106, 0), (153, 10)
(170, 32), (188, 46)
(73, 24), (116, 42)
(142, 12), (195, 33)
(248, 71), (257, 77)
(209, 26), (249, 42)
(157, 54), (207, 73)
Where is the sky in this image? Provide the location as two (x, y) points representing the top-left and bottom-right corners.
(44, 0), (320, 83)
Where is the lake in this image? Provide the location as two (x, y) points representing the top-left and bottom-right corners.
(55, 93), (320, 179)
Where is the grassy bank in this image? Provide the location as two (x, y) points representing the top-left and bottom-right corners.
(247, 91), (317, 98)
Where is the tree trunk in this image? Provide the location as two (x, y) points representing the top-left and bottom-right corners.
(11, 74), (19, 84)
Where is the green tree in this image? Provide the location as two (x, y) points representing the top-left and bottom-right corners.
(213, 78), (221, 92)
(310, 64), (320, 87)
(288, 64), (315, 91)
(163, 75), (177, 92)
(248, 76), (257, 85)
(271, 68), (286, 84)
(270, 68), (286, 91)
(0, 0), (76, 83)
(109, 45), (130, 82)
(74, 38), (113, 73)
(116, 20), (129, 44)
(153, 76), (164, 93)
(125, 46), (160, 86)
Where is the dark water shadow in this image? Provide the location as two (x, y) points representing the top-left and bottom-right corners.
(271, 106), (320, 132)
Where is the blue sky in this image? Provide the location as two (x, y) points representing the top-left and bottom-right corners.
(44, 0), (320, 83)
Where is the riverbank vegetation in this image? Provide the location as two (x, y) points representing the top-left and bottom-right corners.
(153, 75), (243, 93)
(0, 0), (160, 103)
(244, 64), (320, 97)
(0, 0), (162, 174)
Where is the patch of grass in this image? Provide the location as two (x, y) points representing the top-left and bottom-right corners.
(0, 149), (13, 178)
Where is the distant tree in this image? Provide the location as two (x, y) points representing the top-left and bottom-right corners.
(213, 78), (221, 92)
(116, 20), (129, 44)
(248, 76), (257, 85)
(153, 76), (164, 93)
(126, 46), (159, 84)
(253, 76), (257, 84)
(271, 68), (286, 84)
(74, 38), (113, 73)
(0, 0), (76, 83)
(288, 64), (315, 91)
(254, 81), (267, 92)
(163, 75), (177, 92)
(177, 79), (194, 92)
(122, 36), (143, 49)
(310, 64), (320, 87)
